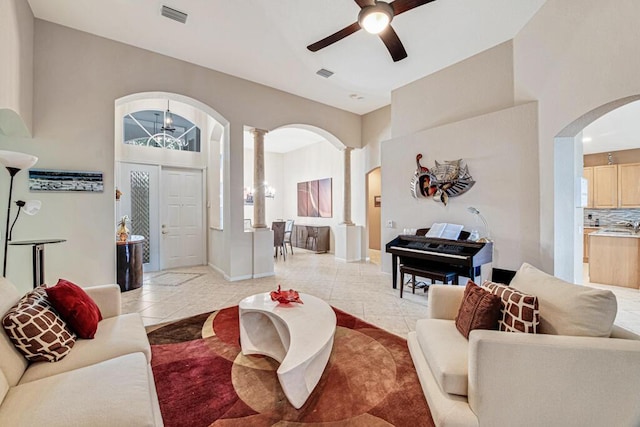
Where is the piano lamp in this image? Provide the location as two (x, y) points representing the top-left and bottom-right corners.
(0, 150), (38, 276)
(467, 206), (492, 242)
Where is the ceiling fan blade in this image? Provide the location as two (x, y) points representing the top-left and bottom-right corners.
(354, 0), (375, 8)
(389, 0), (436, 16)
(307, 22), (361, 52)
(378, 25), (407, 62)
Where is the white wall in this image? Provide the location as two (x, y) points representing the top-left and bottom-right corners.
(381, 102), (540, 275)
(0, 0), (33, 136)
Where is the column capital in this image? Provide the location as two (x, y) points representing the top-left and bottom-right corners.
(251, 128), (269, 137)
(343, 146), (354, 152)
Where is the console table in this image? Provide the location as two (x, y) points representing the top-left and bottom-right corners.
(9, 239), (66, 288)
(116, 235), (144, 292)
(292, 225), (330, 253)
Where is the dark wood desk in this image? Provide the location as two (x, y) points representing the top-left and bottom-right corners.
(9, 239), (66, 288)
(292, 225), (330, 253)
(116, 235), (144, 292)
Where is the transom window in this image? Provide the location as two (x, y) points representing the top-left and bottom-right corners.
(123, 110), (201, 152)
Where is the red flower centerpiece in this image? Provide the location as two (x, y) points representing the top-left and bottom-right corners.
(270, 285), (303, 304)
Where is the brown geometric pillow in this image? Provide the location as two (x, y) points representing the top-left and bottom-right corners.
(483, 281), (539, 334)
(2, 286), (76, 362)
(455, 281), (502, 339)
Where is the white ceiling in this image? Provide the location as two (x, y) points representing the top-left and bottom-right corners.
(582, 101), (640, 155)
(27, 0), (546, 115)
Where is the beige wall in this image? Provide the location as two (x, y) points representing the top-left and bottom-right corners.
(391, 41), (515, 138)
(0, 20), (361, 291)
(514, 0), (640, 273)
(381, 102), (540, 274)
(0, 0), (33, 136)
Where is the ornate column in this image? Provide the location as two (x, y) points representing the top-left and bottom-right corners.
(252, 128), (268, 229)
(341, 147), (354, 225)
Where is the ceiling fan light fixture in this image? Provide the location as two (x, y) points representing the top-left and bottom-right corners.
(358, 1), (394, 34)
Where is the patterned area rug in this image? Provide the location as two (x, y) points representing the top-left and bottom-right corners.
(148, 306), (434, 426)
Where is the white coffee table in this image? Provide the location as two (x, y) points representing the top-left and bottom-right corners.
(239, 292), (336, 409)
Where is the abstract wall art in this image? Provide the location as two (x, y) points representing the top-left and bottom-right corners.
(297, 178), (332, 218)
(29, 169), (104, 192)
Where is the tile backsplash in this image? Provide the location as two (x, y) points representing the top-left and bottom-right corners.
(584, 209), (640, 227)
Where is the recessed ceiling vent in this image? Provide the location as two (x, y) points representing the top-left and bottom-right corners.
(316, 68), (334, 78)
(161, 5), (188, 24)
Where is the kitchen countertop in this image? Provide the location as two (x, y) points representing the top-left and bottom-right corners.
(589, 228), (640, 238)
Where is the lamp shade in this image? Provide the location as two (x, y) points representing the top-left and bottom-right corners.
(0, 150), (38, 170)
(22, 200), (41, 216)
(358, 1), (394, 34)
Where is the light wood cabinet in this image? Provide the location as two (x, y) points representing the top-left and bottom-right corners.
(618, 163), (640, 208)
(583, 167), (594, 208)
(583, 227), (598, 262)
(589, 234), (640, 289)
(593, 165), (618, 208)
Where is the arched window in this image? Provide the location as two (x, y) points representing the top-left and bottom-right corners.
(123, 109), (201, 152)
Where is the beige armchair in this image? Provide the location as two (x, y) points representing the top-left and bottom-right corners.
(408, 264), (640, 426)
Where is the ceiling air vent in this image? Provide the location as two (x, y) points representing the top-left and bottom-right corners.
(161, 5), (188, 24)
(316, 68), (334, 78)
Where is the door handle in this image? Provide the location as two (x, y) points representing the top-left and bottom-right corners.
(162, 231), (169, 234)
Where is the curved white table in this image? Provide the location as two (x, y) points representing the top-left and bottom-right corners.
(239, 292), (336, 409)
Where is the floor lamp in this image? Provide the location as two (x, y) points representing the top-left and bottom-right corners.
(0, 151), (38, 277)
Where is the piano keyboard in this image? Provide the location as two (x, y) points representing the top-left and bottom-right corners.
(389, 246), (467, 259)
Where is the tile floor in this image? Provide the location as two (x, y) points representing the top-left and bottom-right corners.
(120, 251), (640, 338)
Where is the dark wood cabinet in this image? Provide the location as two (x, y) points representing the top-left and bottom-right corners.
(292, 225), (330, 253)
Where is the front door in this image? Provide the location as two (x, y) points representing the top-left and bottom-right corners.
(161, 168), (204, 269)
(117, 162), (160, 271)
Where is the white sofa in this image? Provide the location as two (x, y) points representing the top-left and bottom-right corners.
(408, 263), (640, 427)
(0, 278), (163, 426)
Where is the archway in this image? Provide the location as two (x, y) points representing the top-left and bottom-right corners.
(243, 123), (361, 260)
(554, 95), (640, 283)
(114, 92), (229, 272)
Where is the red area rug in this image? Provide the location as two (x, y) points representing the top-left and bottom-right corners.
(148, 306), (434, 426)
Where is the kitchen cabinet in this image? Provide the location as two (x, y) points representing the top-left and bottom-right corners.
(589, 232), (640, 289)
(583, 167), (594, 208)
(618, 163), (640, 207)
(593, 165), (618, 208)
(583, 227), (598, 262)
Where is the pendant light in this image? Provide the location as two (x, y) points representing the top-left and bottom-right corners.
(161, 100), (175, 133)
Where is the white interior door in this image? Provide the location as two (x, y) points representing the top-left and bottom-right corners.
(117, 162), (160, 271)
(161, 168), (204, 269)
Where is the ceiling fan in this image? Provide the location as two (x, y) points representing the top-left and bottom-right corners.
(307, 0), (436, 62)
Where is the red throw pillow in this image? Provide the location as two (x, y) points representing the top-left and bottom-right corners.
(46, 279), (103, 339)
(455, 281), (502, 339)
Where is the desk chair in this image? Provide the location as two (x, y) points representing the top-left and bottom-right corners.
(272, 221), (286, 260)
(284, 220), (294, 254)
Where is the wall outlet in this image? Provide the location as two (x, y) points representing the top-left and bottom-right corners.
(386, 220), (394, 228)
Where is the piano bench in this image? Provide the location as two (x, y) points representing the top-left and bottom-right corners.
(399, 265), (458, 298)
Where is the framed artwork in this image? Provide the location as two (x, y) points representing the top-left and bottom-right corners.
(297, 182), (308, 216)
(297, 178), (332, 218)
(318, 178), (332, 218)
(374, 195), (381, 207)
(29, 169), (104, 192)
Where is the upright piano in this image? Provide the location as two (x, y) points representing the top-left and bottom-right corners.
(385, 234), (492, 289)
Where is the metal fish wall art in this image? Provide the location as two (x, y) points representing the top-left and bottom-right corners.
(410, 154), (475, 206)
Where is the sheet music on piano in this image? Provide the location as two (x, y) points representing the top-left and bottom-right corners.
(425, 223), (464, 240)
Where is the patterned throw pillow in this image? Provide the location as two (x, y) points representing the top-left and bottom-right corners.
(2, 286), (76, 362)
(483, 281), (540, 334)
(455, 281), (502, 339)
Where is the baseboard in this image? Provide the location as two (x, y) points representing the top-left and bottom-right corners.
(253, 272), (275, 279)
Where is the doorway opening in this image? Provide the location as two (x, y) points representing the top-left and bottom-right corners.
(554, 95), (640, 285)
(366, 167), (381, 264)
(115, 92), (226, 272)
